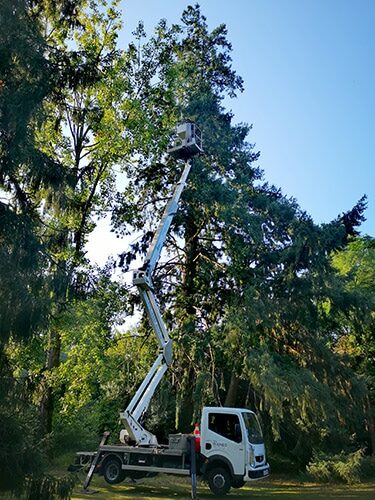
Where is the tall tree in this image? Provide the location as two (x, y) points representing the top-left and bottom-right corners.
(113, 4), (255, 429)
(0, 0), (84, 494)
(0, 0), (62, 347)
(34, 0), (183, 434)
(114, 5), (369, 465)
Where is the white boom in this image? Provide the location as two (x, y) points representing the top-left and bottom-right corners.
(120, 122), (203, 446)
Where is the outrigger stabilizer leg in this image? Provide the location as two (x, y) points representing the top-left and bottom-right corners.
(81, 431), (110, 494)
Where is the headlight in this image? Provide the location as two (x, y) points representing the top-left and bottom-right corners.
(249, 446), (255, 467)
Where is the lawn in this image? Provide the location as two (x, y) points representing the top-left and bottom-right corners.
(71, 474), (375, 499)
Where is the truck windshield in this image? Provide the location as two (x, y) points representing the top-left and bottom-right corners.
(242, 412), (263, 444)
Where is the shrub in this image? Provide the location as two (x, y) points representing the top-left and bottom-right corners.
(52, 420), (99, 456)
(0, 408), (76, 499)
(26, 474), (77, 500)
(306, 449), (365, 484)
(0, 409), (46, 495)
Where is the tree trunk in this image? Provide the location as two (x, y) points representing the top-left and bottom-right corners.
(39, 328), (61, 435)
(224, 372), (239, 407)
(181, 215), (199, 318)
(176, 214), (199, 431)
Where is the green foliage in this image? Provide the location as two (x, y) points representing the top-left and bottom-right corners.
(243, 345), (366, 461)
(0, 376), (72, 496)
(40, 276), (157, 438)
(0, 0), (53, 188)
(0, 406), (44, 494)
(1, 1), (373, 493)
(109, 6), (371, 463)
(306, 449), (365, 484)
(331, 237), (375, 454)
(52, 420), (99, 455)
(0, 207), (50, 343)
(26, 473), (76, 500)
(0, 0), (126, 494)
(0, 0), (57, 344)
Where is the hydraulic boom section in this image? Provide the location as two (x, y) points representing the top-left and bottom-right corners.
(120, 123), (203, 446)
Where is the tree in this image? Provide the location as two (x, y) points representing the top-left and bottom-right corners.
(112, 4), (258, 429)
(0, 0), (61, 347)
(332, 236), (375, 454)
(113, 5), (369, 466)
(25, 0), (182, 435)
(0, 0), (83, 495)
(35, 0), (127, 435)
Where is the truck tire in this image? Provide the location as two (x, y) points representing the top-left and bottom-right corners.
(103, 457), (125, 484)
(207, 467), (231, 496)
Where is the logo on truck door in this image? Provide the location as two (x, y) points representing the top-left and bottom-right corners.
(212, 440), (228, 448)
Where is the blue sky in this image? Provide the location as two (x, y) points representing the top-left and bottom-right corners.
(119, 0), (375, 236)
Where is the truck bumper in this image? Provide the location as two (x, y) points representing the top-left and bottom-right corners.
(244, 463), (270, 481)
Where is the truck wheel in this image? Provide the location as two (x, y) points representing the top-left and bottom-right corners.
(207, 467), (231, 496)
(232, 478), (245, 488)
(103, 457), (125, 484)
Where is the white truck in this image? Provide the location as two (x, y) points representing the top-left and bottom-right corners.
(78, 123), (270, 497)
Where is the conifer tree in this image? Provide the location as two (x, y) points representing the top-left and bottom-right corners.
(0, 0), (84, 494)
(114, 6), (369, 461)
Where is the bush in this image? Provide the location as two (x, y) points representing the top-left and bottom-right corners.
(306, 449), (365, 484)
(0, 407), (76, 499)
(52, 420), (99, 456)
(0, 409), (46, 495)
(26, 474), (76, 500)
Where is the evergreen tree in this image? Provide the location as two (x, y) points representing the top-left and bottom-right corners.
(0, 0), (84, 494)
(114, 5), (369, 464)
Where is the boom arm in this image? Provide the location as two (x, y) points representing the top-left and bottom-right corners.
(120, 160), (191, 445)
(120, 122), (203, 446)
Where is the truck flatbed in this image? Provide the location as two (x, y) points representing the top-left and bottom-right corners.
(97, 443), (191, 475)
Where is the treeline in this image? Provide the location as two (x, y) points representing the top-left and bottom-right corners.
(0, 1), (374, 497)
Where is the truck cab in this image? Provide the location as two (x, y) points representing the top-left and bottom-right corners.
(200, 407), (270, 495)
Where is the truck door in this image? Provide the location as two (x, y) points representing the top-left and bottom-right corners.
(202, 412), (245, 476)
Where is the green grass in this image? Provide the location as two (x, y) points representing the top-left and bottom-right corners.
(71, 474), (375, 499)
